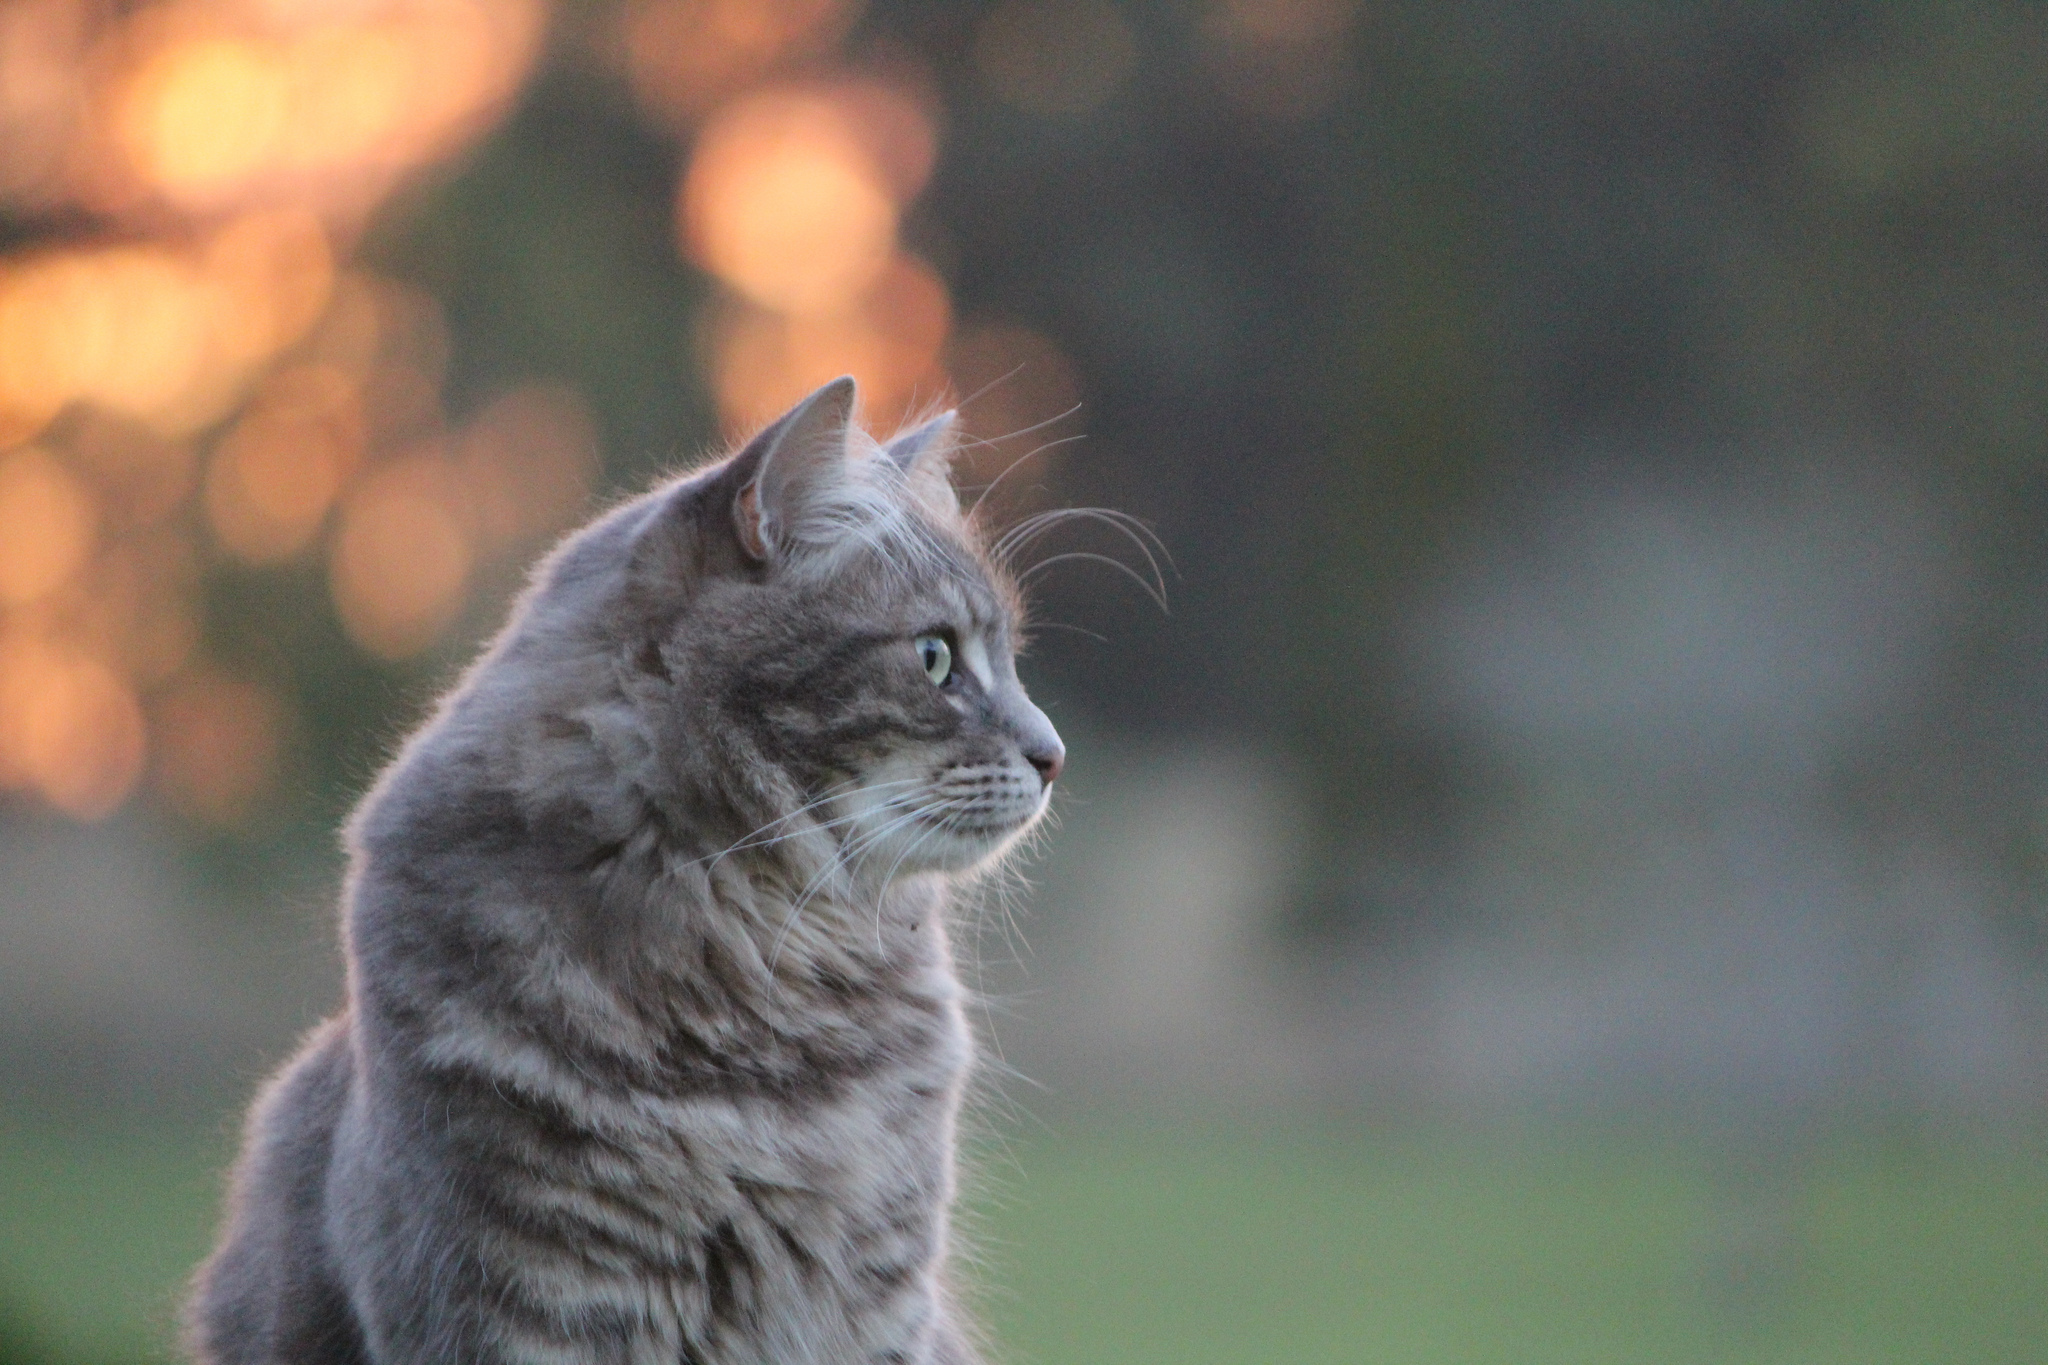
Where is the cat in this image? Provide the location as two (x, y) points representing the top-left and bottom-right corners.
(186, 376), (1065, 1365)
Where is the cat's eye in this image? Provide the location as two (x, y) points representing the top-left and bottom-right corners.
(915, 634), (953, 686)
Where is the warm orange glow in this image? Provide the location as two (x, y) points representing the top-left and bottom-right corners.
(91, 248), (219, 422)
(205, 209), (336, 368)
(330, 456), (473, 660)
(398, 0), (550, 154)
(0, 246), (215, 435)
(0, 446), (97, 605)
(93, 0), (546, 214)
(60, 408), (198, 527)
(0, 216), (333, 443)
(283, 0), (547, 178)
(976, 0), (1136, 117)
(0, 0), (90, 204)
(281, 22), (422, 175)
(0, 634), (147, 820)
(945, 320), (1082, 487)
(0, 0), (556, 820)
(300, 272), (390, 377)
(152, 667), (285, 827)
(710, 254), (951, 432)
(118, 35), (291, 207)
(682, 83), (935, 314)
(620, 0), (859, 127)
(205, 365), (365, 564)
(299, 272), (451, 443)
(458, 383), (600, 551)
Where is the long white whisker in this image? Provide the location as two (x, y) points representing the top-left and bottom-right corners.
(964, 430), (1088, 522)
(766, 798), (949, 973)
(1019, 550), (1170, 612)
(864, 806), (967, 954)
(703, 777), (925, 867)
(994, 506), (1173, 612)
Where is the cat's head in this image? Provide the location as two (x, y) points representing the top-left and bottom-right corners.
(512, 377), (1062, 884)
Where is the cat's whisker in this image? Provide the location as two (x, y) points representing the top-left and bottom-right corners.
(1018, 550), (1170, 612)
(993, 504), (1170, 569)
(766, 796), (950, 975)
(701, 778), (866, 865)
(997, 508), (1172, 614)
(725, 775), (932, 859)
(1019, 620), (1109, 644)
(706, 777), (927, 866)
(864, 808), (965, 954)
(962, 429), (1087, 523)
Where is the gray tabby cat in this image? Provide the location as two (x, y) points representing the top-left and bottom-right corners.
(187, 377), (1063, 1365)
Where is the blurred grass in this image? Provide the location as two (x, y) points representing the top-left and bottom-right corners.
(0, 1119), (231, 1365)
(1, 1118), (2043, 1365)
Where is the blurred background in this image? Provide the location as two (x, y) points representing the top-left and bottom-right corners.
(4, 0), (2048, 1360)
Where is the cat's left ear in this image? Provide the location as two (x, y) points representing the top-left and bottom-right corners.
(882, 409), (960, 513)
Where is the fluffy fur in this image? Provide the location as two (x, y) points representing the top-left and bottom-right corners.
(187, 377), (1065, 1365)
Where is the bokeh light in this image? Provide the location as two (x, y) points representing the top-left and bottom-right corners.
(1201, 0), (1364, 119)
(0, 214), (335, 444)
(682, 76), (951, 433)
(330, 454), (473, 661)
(0, 447), (97, 606)
(708, 253), (950, 432)
(101, 0), (548, 214)
(57, 408), (196, 529)
(69, 529), (200, 686)
(204, 209), (336, 373)
(203, 364), (365, 564)
(619, 0), (861, 129)
(0, 0), (551, 822)
(151, 667), (286, 827)
(0, 633), (146, 820)
(0, 0), (92, 203)
(117, 34), (292, 206)
(681, 81), (933, 315)
(457, 383), (601, 553)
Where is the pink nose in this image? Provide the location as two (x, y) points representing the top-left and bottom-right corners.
(1026, 745), (1064, 787)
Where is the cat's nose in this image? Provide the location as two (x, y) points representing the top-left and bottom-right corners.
(1025, 742), (1064, 788)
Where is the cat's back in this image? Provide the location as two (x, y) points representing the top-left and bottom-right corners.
(187, 1016), (369, 1365)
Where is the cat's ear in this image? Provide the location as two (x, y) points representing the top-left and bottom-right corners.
(882, 409), (960, 513)
(733, 376), (858, 561)
(622, 380), (854, 596)
(883, 410), (957, 474)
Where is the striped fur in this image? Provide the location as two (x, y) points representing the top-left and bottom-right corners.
(187, 379), (1063, 1365)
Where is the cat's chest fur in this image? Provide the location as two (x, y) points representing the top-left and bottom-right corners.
(344, 848), (976, 1360)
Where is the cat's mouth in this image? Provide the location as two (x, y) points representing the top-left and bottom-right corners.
(915, 801), (1043, 844)
(895, 803), (1042, 873)
(837, 763), (1047, 878)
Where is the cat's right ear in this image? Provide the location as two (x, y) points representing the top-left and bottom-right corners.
(731, 376), (857, 562)
(623, 378), (858, 598)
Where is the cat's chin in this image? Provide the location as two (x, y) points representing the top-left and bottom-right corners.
(849, 802), (1045, 882)
(917, 813), (1043, 876)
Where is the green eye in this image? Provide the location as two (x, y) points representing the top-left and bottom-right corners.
(915, 634), (953, 685)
